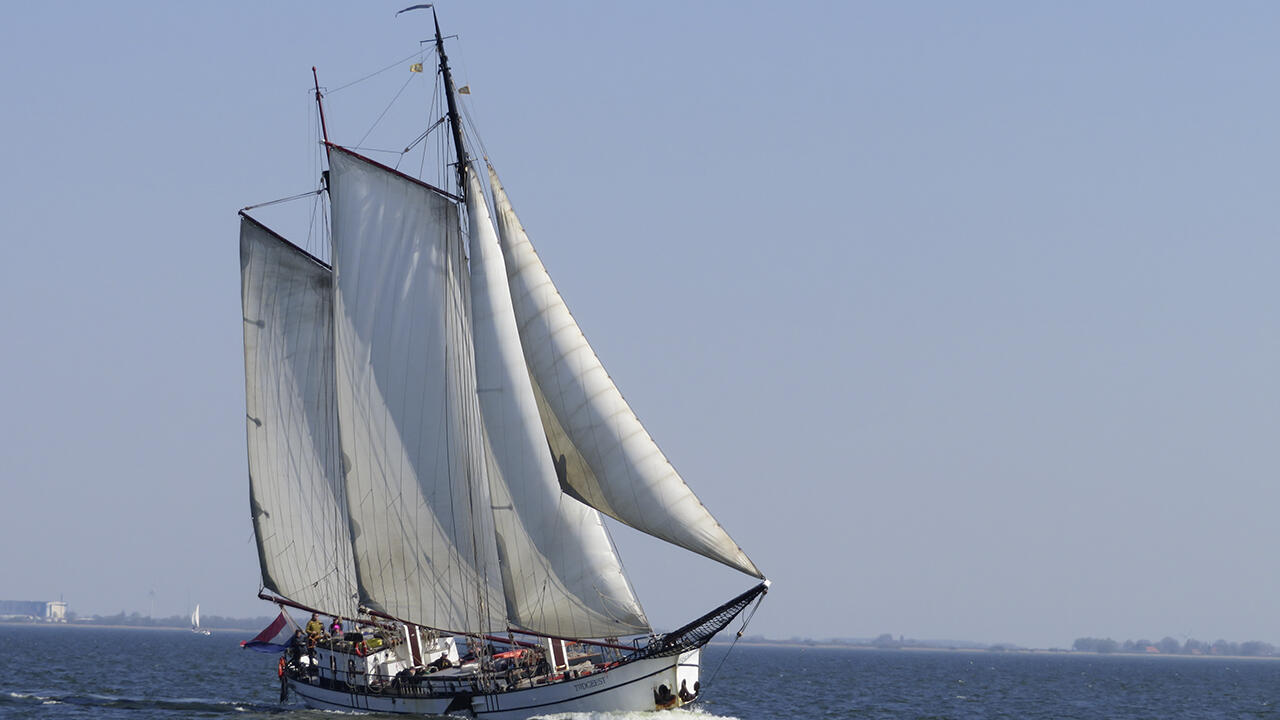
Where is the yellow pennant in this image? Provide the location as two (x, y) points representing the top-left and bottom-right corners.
(458, 85), (470, 95)
(410, 62), (424, 73)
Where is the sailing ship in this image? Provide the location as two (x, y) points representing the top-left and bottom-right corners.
(191, 605), (211, 635)
(237, 8), (767, 717)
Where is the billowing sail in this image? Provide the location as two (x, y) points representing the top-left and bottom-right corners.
(465, 170), (650, 638)
(488, 164), (763, 579)
(240, 215), (359, 616)
(328, 147), (506, 633)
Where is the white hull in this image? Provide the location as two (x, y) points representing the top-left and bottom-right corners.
(288, 649), (700, 719)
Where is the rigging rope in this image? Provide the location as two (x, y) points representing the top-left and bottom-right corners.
(327, 49), (427, 95)
(356, 71), (419, 149)
(346, 146), (407, 157)
(241, 189), (323, 212)
(704, 590), (766, 689)
(458, 98), (491, 165)
(305, 184), (328, 263)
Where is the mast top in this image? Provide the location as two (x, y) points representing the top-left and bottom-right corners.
(312, 66), (329, 145)
(396, 3), (434, 16)
(399, 4), (468, 193)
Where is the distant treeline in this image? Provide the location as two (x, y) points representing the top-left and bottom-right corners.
(68, 611), (276, 630)
(1073, 636), (1277, 657)
(738, 634), (992, 651)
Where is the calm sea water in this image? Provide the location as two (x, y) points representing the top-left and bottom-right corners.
(2, 625), (1278, 719)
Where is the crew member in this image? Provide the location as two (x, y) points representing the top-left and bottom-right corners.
(305, 613), (324, 643)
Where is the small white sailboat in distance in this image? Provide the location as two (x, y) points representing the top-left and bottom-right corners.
(191, 604), (211, 636)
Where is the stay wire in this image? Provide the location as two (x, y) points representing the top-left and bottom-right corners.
(459, 99), (491, 168)
(704, 590), (766, 689)
(327, 49), (426, 95)
(356, 70), (419, 149)
(450, 33), (492, 166)
(241, 189), (323, 212)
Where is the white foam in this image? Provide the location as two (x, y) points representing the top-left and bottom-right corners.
(8, 692), (55, 703)
(535, 708), (740, 720)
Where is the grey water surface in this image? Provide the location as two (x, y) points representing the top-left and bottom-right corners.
(2, 625), (1277, 719)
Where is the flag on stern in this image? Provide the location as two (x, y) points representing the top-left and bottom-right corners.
(240, 611), (293, 652)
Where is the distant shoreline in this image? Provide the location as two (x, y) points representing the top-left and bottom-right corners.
(7, 621), (1276, 661)
(0, 620), (261, 633)
(716, 639), (1280, 660)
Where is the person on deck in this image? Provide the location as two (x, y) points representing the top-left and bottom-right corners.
(288, 630), (307, 664)
(305, 613), (324, 642)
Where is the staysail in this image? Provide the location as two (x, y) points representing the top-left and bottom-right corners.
(465, 170), (649, 638)
(328, 147), (506, 633)
(240, 215), (359, 616)
(487, 164), (763, 579)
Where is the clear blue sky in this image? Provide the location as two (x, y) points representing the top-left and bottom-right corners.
(2, 1), (1277, 649)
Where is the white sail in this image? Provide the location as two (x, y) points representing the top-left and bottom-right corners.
(328, 147), (506, 633)
(465, 170), (649, 638)
(192, 605), (200, 628)
(240, 216), (360, 616)
(487, 164), (762, 579)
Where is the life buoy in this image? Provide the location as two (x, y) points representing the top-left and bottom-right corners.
(356, 640), (369, 657)
(278, 657), (286, 678)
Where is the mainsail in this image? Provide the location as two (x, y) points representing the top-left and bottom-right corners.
(487, 164), (763, 580)
(240, 215), (359, 616)
(466, 171), (649, 638)
(327, 146), (506, 633)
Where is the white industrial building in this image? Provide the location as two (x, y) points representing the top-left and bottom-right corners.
(0, 600), (68, 621)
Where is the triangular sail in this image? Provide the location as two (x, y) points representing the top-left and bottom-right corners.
(487, 164), (763, 579)
(239, 215), (360, 616)
(328, 146), (506, 633)
(465, 170), (649, 638)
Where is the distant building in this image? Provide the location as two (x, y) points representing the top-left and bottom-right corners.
(0, 600), (69, 622)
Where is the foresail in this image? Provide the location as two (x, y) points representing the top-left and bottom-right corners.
(465, 171), (650, 638)
(487, 164), (763, 579)
(328, 147), (506, 633)
(240, 215), (359, 617)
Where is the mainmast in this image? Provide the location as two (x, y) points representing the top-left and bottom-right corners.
(432, 9), (469, 192)
(401, 4), (493, 656)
